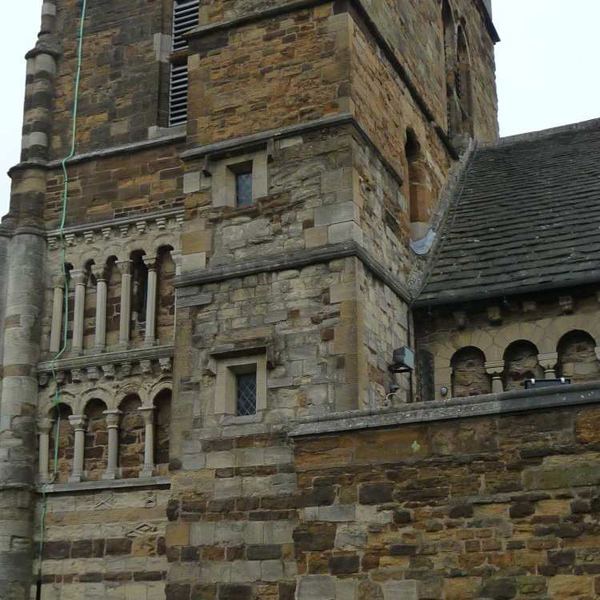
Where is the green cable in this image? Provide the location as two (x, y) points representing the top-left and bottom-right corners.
(38, 0), (88, 584)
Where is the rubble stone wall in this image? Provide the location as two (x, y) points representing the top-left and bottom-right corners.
(164, 400), (600, 600)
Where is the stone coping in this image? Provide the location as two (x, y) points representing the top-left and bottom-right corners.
(8, 131), (186, 176)
(37, 475), (170, 495)
(175, 241), (412, 303)
(289, 382), (600, 437)
(38, 344), (174, 373)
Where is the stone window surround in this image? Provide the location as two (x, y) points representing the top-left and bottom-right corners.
(215, 354), (268, 418)
(212, 149), (268, 208)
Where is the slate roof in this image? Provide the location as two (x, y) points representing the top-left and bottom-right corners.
(416, 119), (600, 306)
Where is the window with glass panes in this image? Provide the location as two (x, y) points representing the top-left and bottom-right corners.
(236, 372), (257, 416)
(235, 170), (253, 207)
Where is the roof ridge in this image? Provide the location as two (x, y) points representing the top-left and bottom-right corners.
(482, 117), (600, 148)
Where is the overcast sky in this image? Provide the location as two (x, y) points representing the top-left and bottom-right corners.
(1, 1), (599, 216)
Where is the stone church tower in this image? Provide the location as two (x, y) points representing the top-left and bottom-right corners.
(6, 1), (600, 599)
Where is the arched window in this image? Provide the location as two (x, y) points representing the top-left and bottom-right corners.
(105, 256), (121, 347)
(451, 346), (490, 398)
(442, 0), (459, 137)
(154, 389), (172, 474)
(83, 399), (108, 481)
(131, 251), (148, 343)
(157, 246), (176, 344)
(48, 403), (74, 484)
(557, 330), (600, 384)
(405, 129), (429, 241)
(119, 395), (144, 479)
(456, 25), (474, 136)
(503, 340), (544, 391)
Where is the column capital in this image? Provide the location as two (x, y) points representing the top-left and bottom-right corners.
(71, 269), (88, 286)
(37, 418), (54, 435)
(68, 414), (87, 431)
(103, 410), (122, 428)
(116, 259), (133, 275)
(91, 264), (109, 281)
(485, 360), (504, 376)
(142, 254), (159, 269)
(139, 406), (155, 424)
(52, 273), (66, 288)
(538, 352), (558, 370)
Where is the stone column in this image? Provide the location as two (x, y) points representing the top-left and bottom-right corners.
(485, 360), (504, 394)
(0, 0), (61, 595)
(71, 269), (88, 355)
(68, 415), (87, 483)
(139, 406), (155, 478)
(538, 352), (558, 380)
(37, 418), (53, 482)
(102, 410), (121, 480)
(143, 255), (158, 346)
(117, 260), (133, 347)
(49, 276), (65, 354)
(92, 264), (108, 351)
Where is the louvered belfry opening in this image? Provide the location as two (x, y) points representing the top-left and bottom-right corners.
(169, 0), (199, 127)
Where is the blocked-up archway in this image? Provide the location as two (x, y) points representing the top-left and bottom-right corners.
(118, 394), (144, 478)
(558, 330), (600, 384)
(451, 346), (490, 397)
(503, 340), (544, 391)
(48, 402), (74, 483)
(83, 398), (108, 481)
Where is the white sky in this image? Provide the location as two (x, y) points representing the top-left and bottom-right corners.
(1, 1), (599, 216)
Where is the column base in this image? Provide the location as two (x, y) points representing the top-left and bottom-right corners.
(140, 467), (155, 479)
(143, 339), (157, 348)
(68, 475), (82, 483)
(102, 472), (117, 481)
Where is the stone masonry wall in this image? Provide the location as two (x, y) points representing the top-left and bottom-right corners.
(187, 4), (350, 147)
(196, 0), (498, 142)
(51, 0), (169, 159)
(38, 486), (170, 600)
(165, 400), (600, 600)
(176, 258), (360, 430)
(43, 144), (184, 228)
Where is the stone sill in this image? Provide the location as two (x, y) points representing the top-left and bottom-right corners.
(37, 475), (170, 495)
(38, 345), (174, 372)
(289, 382), (600, 437)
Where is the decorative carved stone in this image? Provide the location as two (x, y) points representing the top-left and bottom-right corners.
(84, 230), (94, 244)
(55, 370), (66, 384)
(38, 373), (50, 387)
(136, 221), (147, 235)
(120, 224), (129, 237)
(559, 295), (574, 314)
(102, 364), (116, 379)
(156, 217), (167, 230)
(486, 305), (502, 324)
(452, 310), (467, 330)
(71, 368), (84, 383)
(159, 357), (172, 373)
(140, 360), (153, 375)
(121, 362), (133, 377)
(522, 300), (537, 313)
(87, 366), (101, 381)
(101, 227), (112, 240)
(65, 233), (76, 246)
